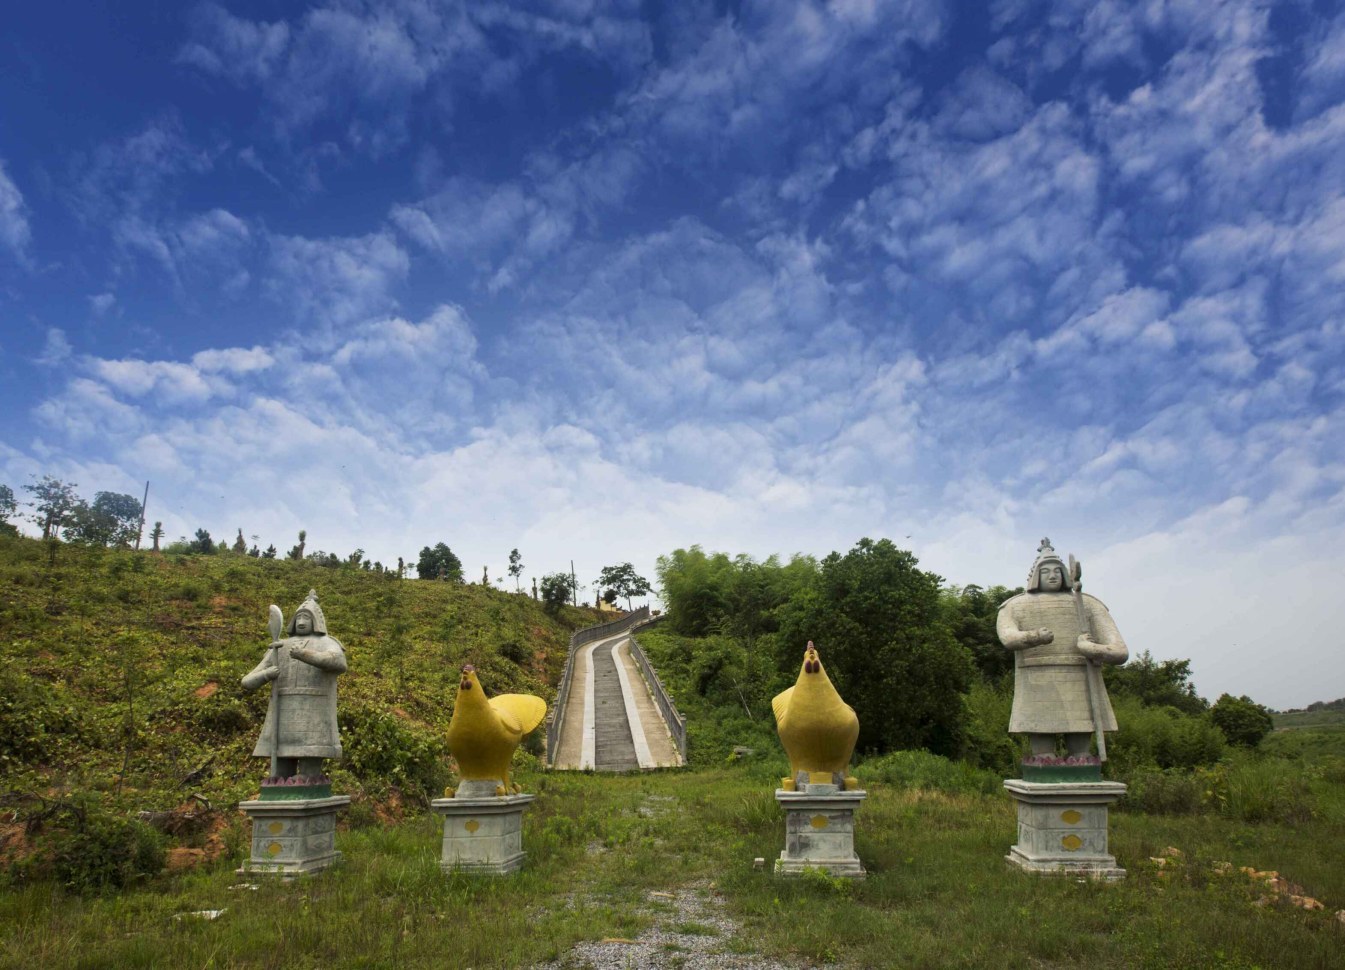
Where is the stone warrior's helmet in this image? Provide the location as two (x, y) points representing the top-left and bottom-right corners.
(286, 588), (329, 635)
(1025, 538), (1073, 592)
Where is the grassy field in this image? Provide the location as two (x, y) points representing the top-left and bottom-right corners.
(4, 535), (1344, 967)
(2, 750), (1343, 969)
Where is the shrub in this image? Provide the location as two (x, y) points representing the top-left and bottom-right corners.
(338, 704), (450, 801)
(1106, 696), (1226, 772)
(0, 669), (83, 767)
(38, 804), (165, 893)
(1211, 693), (1274, 748)
(856, 749), (1001, 796)
(962, 678), (1022, 774)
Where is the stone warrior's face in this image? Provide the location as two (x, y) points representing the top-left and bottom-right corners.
(294, 611), (314, 635)
(1038, 562), (1065, 592)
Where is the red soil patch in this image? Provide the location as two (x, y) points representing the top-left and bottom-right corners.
(194, 682), (219, 699)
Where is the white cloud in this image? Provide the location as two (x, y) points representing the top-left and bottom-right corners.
(36, 328), (72, 366)
(267, 231), (409, 329)
(0, 159), (31, 262)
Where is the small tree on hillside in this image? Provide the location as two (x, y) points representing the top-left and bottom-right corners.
(24, 476), (80, 540)
(0, 484), (18, 536)
(597, 562), (652, 611)
(233, 529), (247, 554)
(508, 548), (523, 591)
(149, 521), (165, 552)
(1211, 694), (1274, 747)
(190, 528), (215, 554)
(540, 572), (576, 614)
(417, 543), (464, 581)
(287, 530), (307, 560)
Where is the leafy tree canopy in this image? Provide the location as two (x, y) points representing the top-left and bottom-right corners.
(597, 562), (652, 611)
(23, 476), (80, 540)
(539, 572), (576, 613)
(66, 492), (143, 548)
(1211, 693), (1274, 747)
(0, 484), (17, 536)
(775, 537), (973, 757)
(939, 583), (1022, 682)
(1105, 650), (1208, 715)
(417, 542), (464, 582)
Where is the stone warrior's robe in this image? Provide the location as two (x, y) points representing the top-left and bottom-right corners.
(996, 591), (1126, 734)
(242, 632), (347, 760)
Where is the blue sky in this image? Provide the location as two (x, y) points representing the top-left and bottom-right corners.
(2, 1), (1343, 709)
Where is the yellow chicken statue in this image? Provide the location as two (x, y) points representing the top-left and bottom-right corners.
(772, 642), (860, 792)
(445, 664), (547, 797)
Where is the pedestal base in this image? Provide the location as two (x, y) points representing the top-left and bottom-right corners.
(430, 794), (535, 875)
(1003, 779), (1126, 881)
(237, 795), (350, 876)
(774, 787), (866, 879)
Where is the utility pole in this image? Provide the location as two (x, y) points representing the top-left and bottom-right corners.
(570, 560), (577, 607)
(134, 481), (149, 550)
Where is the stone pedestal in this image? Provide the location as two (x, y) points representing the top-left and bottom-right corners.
(1003, 779), (1126, 880)
(237, 795), (350, 876)
(774, 786), (866, 879)
(430, 792), (535, 875)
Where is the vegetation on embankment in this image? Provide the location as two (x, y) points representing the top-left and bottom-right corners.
(0, 532), (603, 815)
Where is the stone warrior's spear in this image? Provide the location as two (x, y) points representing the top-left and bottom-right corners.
(267, 604), (284, 779)
(1068, 554), (1107, 762)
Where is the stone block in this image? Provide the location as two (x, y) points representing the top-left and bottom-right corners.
(237, 795), (350, 876)
(430, 794), (535, 875)
(1003, 779), (1126, 880)
(774, 789), (866, 879)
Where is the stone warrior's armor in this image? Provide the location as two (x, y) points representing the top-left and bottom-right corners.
(997, 540), (1127, 740)
(242, 590), (347, 768)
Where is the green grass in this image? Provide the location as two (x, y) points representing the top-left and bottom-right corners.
(0, 534), (604, 808)
(3, 763), (1343, 969)
(5, 534), (1345, 967)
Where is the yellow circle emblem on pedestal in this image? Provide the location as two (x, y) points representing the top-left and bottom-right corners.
(1061, 834), (1083, 851)
(1060, 810), (1083, 825)
(267, 842), (283, 856)
(810, 815), (829, 829)
(465, 819), (481, 833)
(268, 821), (285, 834)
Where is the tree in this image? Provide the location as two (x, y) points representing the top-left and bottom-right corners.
(775, 537), (973, 756)
(597, 562), (652, 611)
(262, 544), (277, 559)
(417, 543), (463, 581)
(149, 521), (165, 552)
(24, 476), (80, 540)
(540, 572), (576, 614)
(0, 484), (17, 536)
(65, 491), (144, 548)
(232, 529), (247, 554)
(508, 548), (524, 591)
(941, 584), (1022, 682)
(1105, 651), (1207, 715)
(1211, 694), (1274, 747)
(190, 528), (215, 554)
(287, 530), (307, 560)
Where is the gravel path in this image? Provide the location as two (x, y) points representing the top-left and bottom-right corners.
(531, 882), (813, 970)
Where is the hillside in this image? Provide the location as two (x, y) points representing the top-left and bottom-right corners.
(0, 534), (604, 809)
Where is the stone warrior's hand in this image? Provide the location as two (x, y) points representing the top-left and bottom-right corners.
(1075, 633), (1098, 657)
(1029, 627), (1054, 647)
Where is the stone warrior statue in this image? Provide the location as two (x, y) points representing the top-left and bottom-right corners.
(241, 589), (348, 780)
(996, 539), (1128, 759)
